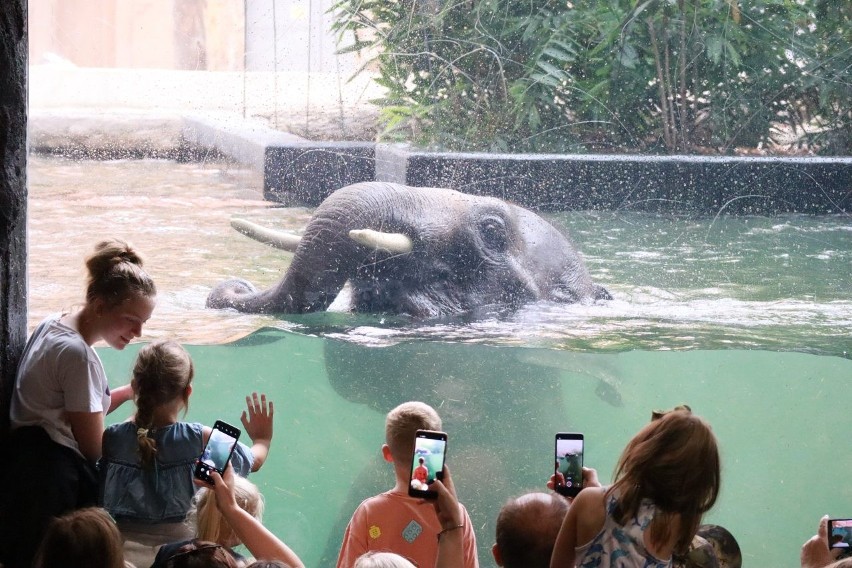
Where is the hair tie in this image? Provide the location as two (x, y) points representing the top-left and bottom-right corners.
(137, 427), (150, 438)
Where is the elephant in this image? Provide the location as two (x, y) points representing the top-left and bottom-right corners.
(206, 182), (611, 317)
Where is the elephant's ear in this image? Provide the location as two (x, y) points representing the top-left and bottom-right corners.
(593, 284), (613, 301)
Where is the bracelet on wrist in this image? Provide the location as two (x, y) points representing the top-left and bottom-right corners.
(437, 524), (464, 540)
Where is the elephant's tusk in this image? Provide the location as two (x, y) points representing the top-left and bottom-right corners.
(231, 218), (302, 252)
(349, 229), (413, 254)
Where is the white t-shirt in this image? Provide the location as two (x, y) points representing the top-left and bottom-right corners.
(11, 314), (110, 457)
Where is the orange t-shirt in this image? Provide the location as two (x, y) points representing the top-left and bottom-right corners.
(335, 490), (479, 568)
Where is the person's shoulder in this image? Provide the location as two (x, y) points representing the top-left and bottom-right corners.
(39, 317), (88, 353)
(173, 421), (204, 434)
(155, 422), (205, 446)
(573, 485), (608, 510)
(101, 421), (140, 459)
(104, 421), (134, 435)
(349, 491), (412, 515)
(361, 490), (401, 506)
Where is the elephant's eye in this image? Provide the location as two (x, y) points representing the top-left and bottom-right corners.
(478, 216), (508, 252)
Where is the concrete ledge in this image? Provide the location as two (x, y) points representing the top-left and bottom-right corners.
(375, 144), (852, 214)
(32, 111), (852, 214)
(30, 110), (189, 159)
(182, 113), (302, 170)
(181, 114), (375, 204)
(264, 142), (375, 205)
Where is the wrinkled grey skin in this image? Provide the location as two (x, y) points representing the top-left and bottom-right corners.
(207, 182), (610, 317)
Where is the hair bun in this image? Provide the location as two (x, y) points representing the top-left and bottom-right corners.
(85, 238), (144, 279)
(105, 240), (144, 268)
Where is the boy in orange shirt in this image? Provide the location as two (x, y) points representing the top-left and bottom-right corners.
(336, 401), (479, 568)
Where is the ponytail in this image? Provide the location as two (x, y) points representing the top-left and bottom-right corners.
(132, 340), (194, 468)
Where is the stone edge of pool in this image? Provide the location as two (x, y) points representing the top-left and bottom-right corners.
(30, 111), (852, 215)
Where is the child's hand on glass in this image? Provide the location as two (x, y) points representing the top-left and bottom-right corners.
(241, 392), (274, 444)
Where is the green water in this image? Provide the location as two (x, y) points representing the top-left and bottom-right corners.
(102, 330), (852, 568)
(94, 206), (850, 567)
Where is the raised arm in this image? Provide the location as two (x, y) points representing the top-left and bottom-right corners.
(241, 392), (274, 471)
(550, 488), (584, 568)
(207, 468), (304, 568)
(107, 383), (134, 414)
(429, 465), (466, 568)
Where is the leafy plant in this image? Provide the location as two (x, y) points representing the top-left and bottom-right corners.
(330, 0), (850, 154)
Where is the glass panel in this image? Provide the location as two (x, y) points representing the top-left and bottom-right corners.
(24, 1), (851, 567)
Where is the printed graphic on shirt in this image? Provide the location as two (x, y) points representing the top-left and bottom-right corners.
(369, 525), (381, 539)
(402, 520), (422, 543)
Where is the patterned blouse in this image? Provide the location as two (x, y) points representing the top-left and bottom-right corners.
(573, 488), (672, 568)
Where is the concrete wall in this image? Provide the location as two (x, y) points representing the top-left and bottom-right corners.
(247, 0), (331, 73)
(0, 0), (28, 438)
(29, 0), (244, 70)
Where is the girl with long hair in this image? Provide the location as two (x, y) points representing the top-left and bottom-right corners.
(550, 409), (721, 568)
(98, 339), (273, 567)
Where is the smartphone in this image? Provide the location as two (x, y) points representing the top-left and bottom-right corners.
(554, 432), (584, 498)
(194, 420), (241, 484)
(828, 518), (852, 560)
(408, 430), (448, 499)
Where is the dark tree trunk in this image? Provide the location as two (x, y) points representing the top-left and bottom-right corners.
(0, 0), (27, 440)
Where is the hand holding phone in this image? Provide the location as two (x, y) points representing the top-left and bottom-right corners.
(408, 430), (448, 500)
(828, 518), (852, 560)
(554, 432), (584, 498)
(194, 420), (241, 484)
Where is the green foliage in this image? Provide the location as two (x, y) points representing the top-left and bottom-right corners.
(330, 0), (851, 154)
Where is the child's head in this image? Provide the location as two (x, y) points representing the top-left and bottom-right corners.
(33, 507), (125, 568)
(612, 409), (720, 553)
(162, 540), (238, 568)
(191, 474), (264, 547)
(354, 551), (417, 568)
(133, 339), (194, 466)
(384, 401), (442, 465)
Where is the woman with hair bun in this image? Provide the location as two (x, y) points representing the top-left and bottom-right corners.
(0, 238), (157, 568)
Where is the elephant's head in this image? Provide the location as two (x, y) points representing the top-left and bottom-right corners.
(207, 182), (610, 317)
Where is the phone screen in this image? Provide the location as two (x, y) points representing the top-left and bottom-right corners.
(829, 519), (852, 559)
(408, 430), (448, 499)
(195, 421), (241, 482)
(554, 433), (584, 497)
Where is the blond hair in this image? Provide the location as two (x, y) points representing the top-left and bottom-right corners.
(609, 409), (720, 554)
(133, 340), (194, 467)
(354, 551), (417, 568)
(85, 238), (156, 308)
(191, 475), (264, 546)
(385, 401), (441, 464)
